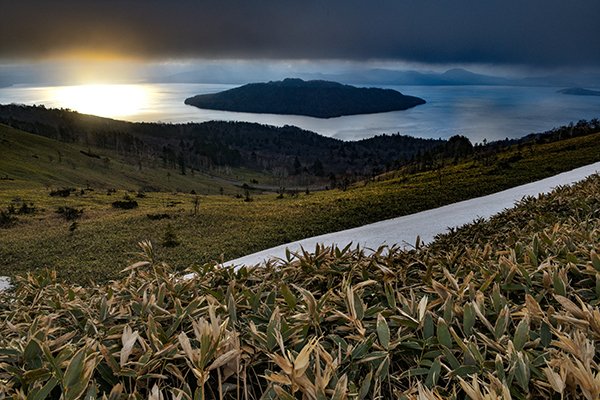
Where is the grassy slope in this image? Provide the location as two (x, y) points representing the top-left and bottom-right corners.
(0, 123), (245, 194)
(1, 129), (599, 284)
(1, 171), (599, 398)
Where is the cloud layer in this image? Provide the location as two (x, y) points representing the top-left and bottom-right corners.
(1, 0), (599, 67)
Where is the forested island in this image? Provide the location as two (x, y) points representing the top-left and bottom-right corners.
(184, 78), (426, 118)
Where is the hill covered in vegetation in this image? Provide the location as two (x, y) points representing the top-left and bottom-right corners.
(1, 105), (599, 192)
(0, 104), (442, 185)
(0, 123), (240, 194)
(184, 78), (426, 118)
(1, 169), (599, 398)
(1, 124), (599, 285)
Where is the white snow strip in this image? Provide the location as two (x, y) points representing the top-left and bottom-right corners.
(3, 162), (598, 292)
(0, 276), (11, 292)
(222, 162), (600, 269)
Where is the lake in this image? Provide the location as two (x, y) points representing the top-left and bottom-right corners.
(1, 83), (599, 143)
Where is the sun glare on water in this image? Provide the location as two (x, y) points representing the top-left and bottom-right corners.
(53, 84), (149, 118)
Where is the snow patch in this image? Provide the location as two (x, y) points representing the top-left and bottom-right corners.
(0, 276), (11, 292)
(221, 162), (600, 269)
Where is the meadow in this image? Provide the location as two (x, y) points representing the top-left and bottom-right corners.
(1, 123), (599, 284)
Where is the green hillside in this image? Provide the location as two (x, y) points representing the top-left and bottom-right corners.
(1, 167), (599, 399)
(0, 104), (444, 181)
(1, 127), (599, 285)
(0, 123), (243, 194)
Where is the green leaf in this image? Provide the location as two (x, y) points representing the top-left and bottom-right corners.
(423, 312), (435, 339)
(591, 250), (600, 272)
(442, 348), (460, 370)
(354, 294), (365, 321)
(384, 283), (396, 309)
(553, 271), (566, 296)
(23, 338), (44, 369)
(280, 284), (297, 309)
(375, 355), (390, 381)
(425, 356), (442, 388)
(96, 362), (118, 387)
(400, 367), (429, 379)
(513, 317), (530, 351)
(495, 354), (505, 382)
(63, 346), (86, 389)
(514, 353), (530, 393)
(463, 303), (475, 336)
(22, 368), (51, 384)
(40, 342), (64, 382)
(351, 335), (375, 361)
(28, 377), (59, 400)
(450, 365), (480, 378)
(84, 383), (98, 399)
(491, 284), (504, 313)
(357, 351), (388, 364)
(532, 234), (540, 261)
(266, 309), (280, 351)
(466, 342), (485, 366)
(443, 296), (454, 323)
(494, 306), (509, 340)
(436, 318), (452, 348)
(358, 371), (372, 400)
(376, 314), (390, 350)
(540, 321), (552, 348)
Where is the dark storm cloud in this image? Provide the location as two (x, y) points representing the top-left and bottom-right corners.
(1, 0), (599, 67)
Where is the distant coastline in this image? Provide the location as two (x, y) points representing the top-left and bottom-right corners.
(184, 78), (425, 118)
(558, 87), (600, 96)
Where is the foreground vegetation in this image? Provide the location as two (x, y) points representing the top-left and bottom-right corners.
(1, 171), (599, 398)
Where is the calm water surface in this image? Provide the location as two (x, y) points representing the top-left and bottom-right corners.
(1, 83), (599, 143)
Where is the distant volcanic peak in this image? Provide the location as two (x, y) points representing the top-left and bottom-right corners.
(185, 78), (425, 118)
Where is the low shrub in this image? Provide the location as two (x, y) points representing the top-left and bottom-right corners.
(146, 213), (171, 220)
(56, 206), (83, 221)
(49, 188), (74, 197)
(162, 225), (180, 247)
(111, 200), (138, 209)
(0, 210), (16, 228)
(17, 202), (36, 215)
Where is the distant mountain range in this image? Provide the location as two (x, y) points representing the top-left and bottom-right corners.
(184, 78), (426, 118)
(1, 63), (598, 88)
(300, 68), (600, 87)
(163, 67), (600, 88)
(300, 68), (511, 86)
(558, 87), (600, 96)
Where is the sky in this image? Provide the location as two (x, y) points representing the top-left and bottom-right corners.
(0, 0), (599, 83)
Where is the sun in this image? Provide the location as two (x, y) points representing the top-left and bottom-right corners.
(53, 84), (149, 118)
